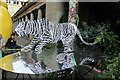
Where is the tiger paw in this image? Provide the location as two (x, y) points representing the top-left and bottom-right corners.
(56, 53), (66, 64)
(36, 52), (41, 54)
(21, 47), (31, 52)
(35, 50), (42, 54)
(35, 48), (42, 54)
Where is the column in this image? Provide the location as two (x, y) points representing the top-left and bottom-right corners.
(30, 12), (34, 20)
(37, 9), (42, 19)
(18, 18), (21, 22)
(30, 12), (34, 40)
(22, 17), (24, 21)
(13, 20), (18, 31)
(25, 15), (28, 21)
(46, 2), (64, 24)
(68, 0), (78, 24)
(17, 19), (20, 24)
(17, 19), (19, 24)
(17, 19), (19, 28)
(19, 2), (21, 5)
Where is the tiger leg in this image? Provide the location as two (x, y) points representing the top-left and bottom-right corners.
(56, 39), (75, 69)
(62, 38), (74, 53)
(56, 38), (74, 63)
(35, 41), (47, 54)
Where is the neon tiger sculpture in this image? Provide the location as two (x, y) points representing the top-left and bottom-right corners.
(15, 18), (97, 70)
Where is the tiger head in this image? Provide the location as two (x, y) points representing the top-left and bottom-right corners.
(15, 21), (28, 37)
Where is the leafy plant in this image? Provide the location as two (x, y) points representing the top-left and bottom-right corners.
(80, 22), (120, 79)
(97, 53), (120, 79)
(80, 22), (120, 56)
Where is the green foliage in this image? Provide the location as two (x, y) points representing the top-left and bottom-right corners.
(80, 22), (120, 79)
(80, 22), (120, 56)
(97, 53), (120, 79)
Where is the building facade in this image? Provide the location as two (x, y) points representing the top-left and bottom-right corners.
(12, 2), (120, 38)
(4, 0), (26, 16)
(12, 1), (66, 30)
(12, 1), (67, 42)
